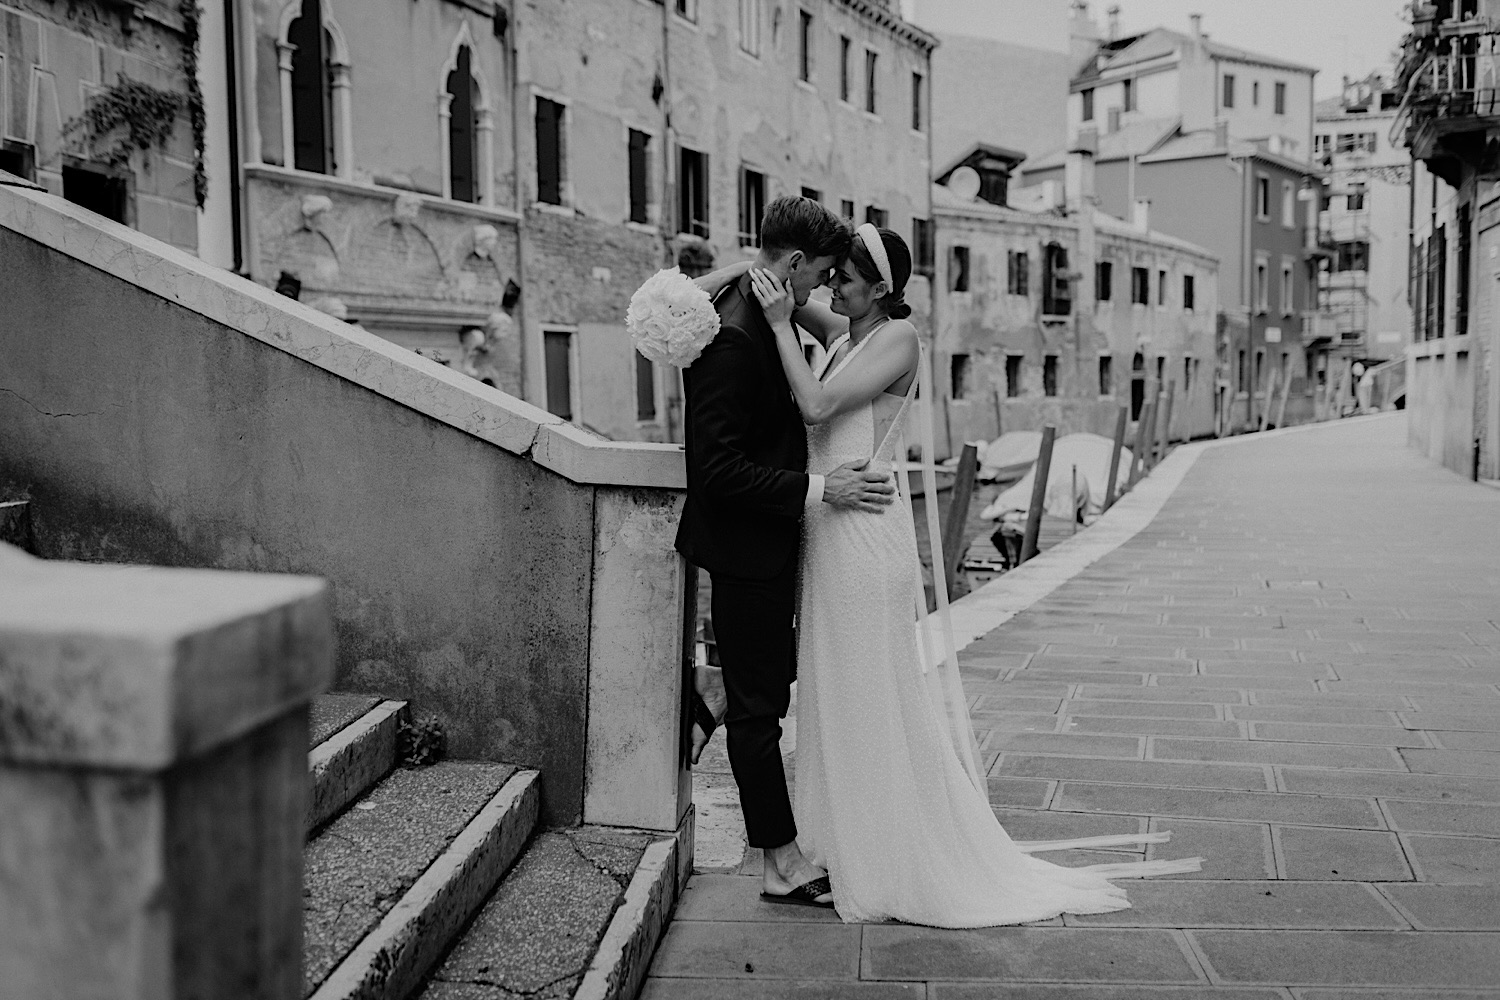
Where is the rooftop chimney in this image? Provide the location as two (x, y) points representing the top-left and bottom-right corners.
(1066, 131), (1098, 214)
(1189, 13), (1203, 38)
(1106, 4), (1121, 41)
(1133, 198), (1151, 232)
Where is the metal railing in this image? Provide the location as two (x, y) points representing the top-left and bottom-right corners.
(1393, 26), (1500, 144)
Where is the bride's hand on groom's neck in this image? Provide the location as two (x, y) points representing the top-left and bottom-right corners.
(749, 268), (796, 330)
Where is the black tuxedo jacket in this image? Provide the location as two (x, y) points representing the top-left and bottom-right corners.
(675, 273), (810, 580)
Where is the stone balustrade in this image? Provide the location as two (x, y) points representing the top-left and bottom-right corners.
(0, 545), (332, 1000)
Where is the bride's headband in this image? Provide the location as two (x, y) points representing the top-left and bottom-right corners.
(856, 222), (893, 290)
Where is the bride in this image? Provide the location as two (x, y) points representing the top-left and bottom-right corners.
(735, 223), (1199, 926)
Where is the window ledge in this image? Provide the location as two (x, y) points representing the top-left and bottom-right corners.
(531, 201), (577, 217)
(243, 164), (521, 224)
(796, 79), (817, 93)
(625, 221), (660, 235)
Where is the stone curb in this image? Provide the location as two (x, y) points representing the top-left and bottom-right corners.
(574, 834), (680, 1000)
(308, 769), (541, 1000)
(307, 700), (407, 833)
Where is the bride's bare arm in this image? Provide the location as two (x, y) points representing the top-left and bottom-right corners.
(750, 269), (917, 425)
(790, 296), (848, 348)
(693, 259), (753, 297)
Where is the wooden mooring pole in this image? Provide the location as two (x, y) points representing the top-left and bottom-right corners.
(941, 442), (980, 596)
(1020, 425), (1056, 564)
(1103, 404), (1128, 511)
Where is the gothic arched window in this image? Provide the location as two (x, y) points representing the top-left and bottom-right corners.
(447, 46), (480, 203)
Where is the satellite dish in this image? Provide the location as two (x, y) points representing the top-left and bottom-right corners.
(948, 166), (982, 201)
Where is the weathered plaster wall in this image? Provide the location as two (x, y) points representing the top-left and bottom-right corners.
(0, 227), (608, 824)
(1407, 338), (1477, 476)
(933, 195), (1218, 450)
(1, 0), (197, 250)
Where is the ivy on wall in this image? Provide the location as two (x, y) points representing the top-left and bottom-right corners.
(61, 1), (208, 208)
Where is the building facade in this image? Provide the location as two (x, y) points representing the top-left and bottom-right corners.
(1067, 11), (1316, 164)
(1313, 73), (1414, 364)
(1, 0), (199, 253)
(1027, 125), (1323, 435)
(932, 145), (1219, 452)
(1397, 0), (1500, 476)
(212, 0), (934, 442)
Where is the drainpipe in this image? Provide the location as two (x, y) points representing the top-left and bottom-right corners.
(506, 1), (529, 402)
(659, 0), (682, 443)
(1240, 150), (1254, 430)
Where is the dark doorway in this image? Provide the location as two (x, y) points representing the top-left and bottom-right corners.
(62, 165), (128, 223)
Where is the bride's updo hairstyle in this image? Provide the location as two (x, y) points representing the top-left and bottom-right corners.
(848, 227), (914, 320)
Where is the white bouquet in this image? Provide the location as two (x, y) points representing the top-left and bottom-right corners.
(627, 267), (721, 368)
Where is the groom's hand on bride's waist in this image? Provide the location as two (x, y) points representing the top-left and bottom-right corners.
(822, 459), (896, 513)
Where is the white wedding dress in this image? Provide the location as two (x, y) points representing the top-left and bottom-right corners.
(794, 332), (1199, 927)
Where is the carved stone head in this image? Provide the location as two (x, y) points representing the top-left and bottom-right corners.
(471, 224), (499, 260)
(300, 194), (333, 229)
(393, 192), (423, 225)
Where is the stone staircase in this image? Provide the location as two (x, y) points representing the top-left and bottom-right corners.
(303, 694), (680, 1000)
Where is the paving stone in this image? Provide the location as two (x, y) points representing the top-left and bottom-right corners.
(1384, 800), (1500, 837)
(1054, 783), (1381, 828)
(1074, 685), (1249, 704)
(995, 756), (1270, 791)
(860, 925), (1201, 982)
(1065, 717), (1246, 739)
(1153, 674), (1319, 690)
(1432, 730), (1500, 751)
(987, 734), (1144, 759)
(990, 808), (1145, 843)
(671, 875), (839, 923)
(648, 921), (860, 979)
(970, 697), (1068, 714)
(1069, 880), (1403, 928)
(1030, 654), (1199, 674)
(1013, 670), (1151, 686)
(1402, 834), (1500, 883)
(1292, 990), (1500, 1000)
(1278, 768), (1500, 804)
(1229, 706), (1403, 726)
(1249, 723), (1430, 747)
(1150, 738), (1404, 770)
(1399, 749), (1500, 776)
(641, 981), (923, 1000)
(1042, 643), (1187, 658)
(969, 714), (1065, 736)
(987, 777), (1054, 808)
(1144, 818), (1275, 880)
(1276, 827), (1413, 881)
(1064, 700), (1222, 719)
(1379, 884), (1500, 930)
(1247, 692), (1412, 709)
(931, 988), (1282, 1000)
(1191, 930), (1500, 987)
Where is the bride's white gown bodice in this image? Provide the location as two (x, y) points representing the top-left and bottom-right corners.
(795, 334), (1191, 926)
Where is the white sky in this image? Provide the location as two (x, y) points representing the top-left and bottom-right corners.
(904, 0), (1412, 99)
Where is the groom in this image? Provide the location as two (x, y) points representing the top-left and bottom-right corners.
(677, 196), (895, 904)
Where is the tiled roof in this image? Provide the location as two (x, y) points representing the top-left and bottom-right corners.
(1027, 117), (1183, 171)
(1078, 27), (1319, 83)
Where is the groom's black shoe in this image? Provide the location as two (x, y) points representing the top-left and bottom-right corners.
(690, 690), (719, 765)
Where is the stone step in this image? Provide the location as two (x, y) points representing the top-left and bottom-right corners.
(308, 695), (408, 833)
(304, 762), (539, 1000)
(414, 824), (682, 1000)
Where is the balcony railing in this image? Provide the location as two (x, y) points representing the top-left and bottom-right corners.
(1394, 25), (1500, 154)
(1303, 310), (1341, 343)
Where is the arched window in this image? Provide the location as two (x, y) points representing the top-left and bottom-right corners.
(439, 26), (494, 205)
(278, 0), (351, 177)
(446, 46), (479, 202)
(288, 3), (331, 173)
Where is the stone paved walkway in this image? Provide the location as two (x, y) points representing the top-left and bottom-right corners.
(643, 415), (1500, 999)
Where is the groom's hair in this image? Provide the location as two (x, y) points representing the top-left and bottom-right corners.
(760, 196), (852, 261)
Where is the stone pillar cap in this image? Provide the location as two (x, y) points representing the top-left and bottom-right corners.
(0, 552), (332, 769)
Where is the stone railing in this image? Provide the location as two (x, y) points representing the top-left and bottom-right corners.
(0, 543), (331, 1000)
(0, 180), (691, 834)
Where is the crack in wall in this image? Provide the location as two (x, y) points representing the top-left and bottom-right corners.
(0, 386), (101, 418)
